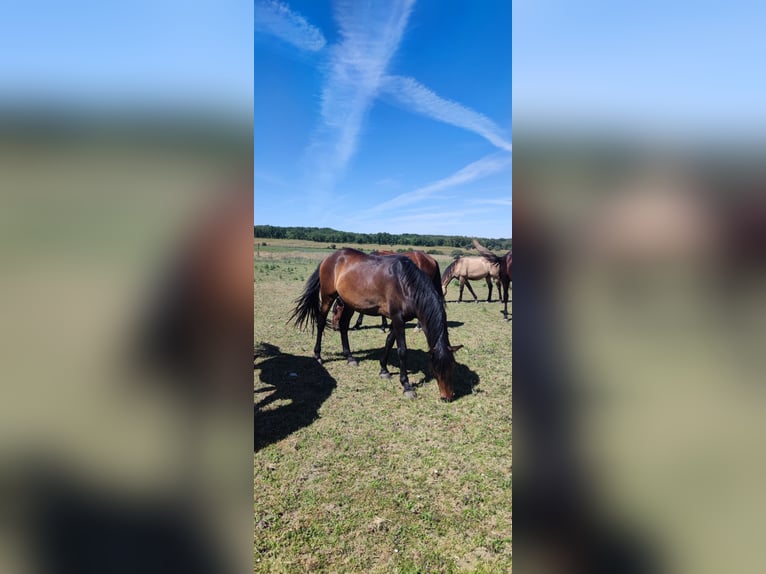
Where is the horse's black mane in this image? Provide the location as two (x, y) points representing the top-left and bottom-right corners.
(441, 260), (458, 284)
(394, 257), (454, 363)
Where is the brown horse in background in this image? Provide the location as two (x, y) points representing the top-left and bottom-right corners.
(473, 239), (512, 320)
(334, 250), (442, 332)
(499, 251), (512, 320)
(290, 248), (462, 401)
(441, 256), (501, 302)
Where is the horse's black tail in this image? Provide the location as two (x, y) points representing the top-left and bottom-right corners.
(473, 238), (502, 265)
(290, 265), (321, 332)
(431, 260), (446, 306)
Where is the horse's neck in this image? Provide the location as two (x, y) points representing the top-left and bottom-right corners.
(415, 306), (446, 349)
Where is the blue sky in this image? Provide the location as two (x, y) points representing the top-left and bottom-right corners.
(254, 0), (513, 238)
(513, 1), (766, 138)
(0, 1), (253, 115)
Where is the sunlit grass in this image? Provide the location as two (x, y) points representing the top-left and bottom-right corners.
(255, 244), (512, 573)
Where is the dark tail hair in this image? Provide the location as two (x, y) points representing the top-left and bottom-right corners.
(431, 261), (445, 306)
(289, 265), (321, 332)
(472, 238), (501, 265)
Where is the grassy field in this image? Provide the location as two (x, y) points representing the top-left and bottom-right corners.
(254, 238), (512, 573)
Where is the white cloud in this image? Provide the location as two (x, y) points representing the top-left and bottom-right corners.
(467, 197), (513, 206)
(254, 0), (326, 52)
(364, 151), (512, 214)
(381, 75), (512, 152)
(306, 0), (416, 191)
(349, 206), (510, 236)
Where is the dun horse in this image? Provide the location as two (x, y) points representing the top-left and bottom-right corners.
(441, 256), (501, 303)
(290, 248), (462, 401)
(333, 250), (442, 332)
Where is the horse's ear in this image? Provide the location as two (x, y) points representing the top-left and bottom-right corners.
(449, 345), (463, 353)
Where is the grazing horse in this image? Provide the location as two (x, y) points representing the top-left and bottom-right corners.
(290, 248), (462, 401)
(334, 250), (442, 332)
(441, 256), (501, 302)
(472, 239), (512, 320)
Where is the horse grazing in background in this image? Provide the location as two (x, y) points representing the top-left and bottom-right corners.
(290, 248), (462, 401)
(473, 239), (512, 320)
(441, 255), (501, 303)
(335, 250), (442, 332)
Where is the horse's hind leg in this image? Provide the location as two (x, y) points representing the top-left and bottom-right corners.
(313, 315), (327, 364)
(380, 316), (388, 332)
(485, 276), (493, 302)
(379, 330), (396, 379)
(353, 313), (363, 330)
(392, 317), (415, 399)
(338, 304), (358, 366)
(313, 294), (334, 364)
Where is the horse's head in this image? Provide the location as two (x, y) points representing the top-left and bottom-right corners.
(431, 344), (463, 401)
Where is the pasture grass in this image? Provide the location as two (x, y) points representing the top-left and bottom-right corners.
(255, 241), (512, 573)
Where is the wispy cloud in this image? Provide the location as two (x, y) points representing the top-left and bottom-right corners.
(381, 75), (512, 152)
(254, 0), (326, 52)
(363, 151), (512, 214)
(467, 197), (513, 207)
(351, 206), (510, 236)
(306, 0), (416, 193)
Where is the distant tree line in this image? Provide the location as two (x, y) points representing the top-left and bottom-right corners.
(254, 225), (511, 251)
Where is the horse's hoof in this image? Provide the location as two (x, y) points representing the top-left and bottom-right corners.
(379, 371), (392, 379)
(315, 357), (323, 365)
(440, 396), (453, 403)
(404, 390), (417, 399)
(347, 357), (358, 366)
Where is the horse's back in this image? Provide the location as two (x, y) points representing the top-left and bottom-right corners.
(458, 256), (498, 278)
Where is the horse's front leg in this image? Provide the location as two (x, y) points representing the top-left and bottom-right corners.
(353, 313), (363, 330)
(392, 317), (415, 399)
(380, 316), (388, 332)
(464, 279), (479, 302)
(338, 304), (358, 366)
(379, 329), (396, 379)
(503, 280), (511, 320)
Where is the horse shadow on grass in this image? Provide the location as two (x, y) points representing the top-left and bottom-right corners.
(254, 343), (337, 452)
(351, 346), (479, 401)
(349, 320), (464, 331)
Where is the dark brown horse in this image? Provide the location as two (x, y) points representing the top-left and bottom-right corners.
(333, 250), (442, 332)
(290, 248), (462, 401)
(472, 239), (512, 320)
(499, 251), (512, 320)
